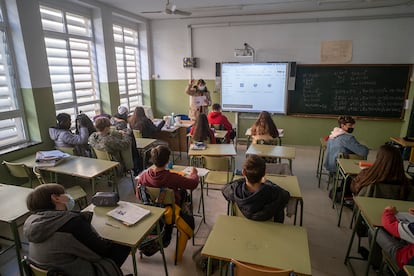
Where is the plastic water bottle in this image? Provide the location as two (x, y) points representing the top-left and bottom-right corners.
(170, 112), (175, 127)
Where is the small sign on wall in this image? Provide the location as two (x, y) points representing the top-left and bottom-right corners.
(183, 57), (198, 68)
(321, 40), (353, 63)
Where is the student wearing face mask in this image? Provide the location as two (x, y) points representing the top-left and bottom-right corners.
(324, 115), (369, 173)
(23, 184), (130, 276)
(185, 79), (212, 121)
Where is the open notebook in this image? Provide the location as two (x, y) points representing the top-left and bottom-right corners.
(107, 202), (150, 226)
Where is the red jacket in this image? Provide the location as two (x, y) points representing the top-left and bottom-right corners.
(137, 169), (198, 205)
(382, 209), (414, 268)
(207, 111), (233, 143)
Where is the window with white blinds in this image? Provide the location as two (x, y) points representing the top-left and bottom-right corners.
(113, 24), (142, 111)
(40, 5), (100, 119)
(0, 4), (27, 149)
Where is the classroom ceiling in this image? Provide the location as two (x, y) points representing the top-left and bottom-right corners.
(95, 0), (414, 20)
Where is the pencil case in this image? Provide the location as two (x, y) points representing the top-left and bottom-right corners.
(92, 192), (120, 206)
(358, 161), (373, 168)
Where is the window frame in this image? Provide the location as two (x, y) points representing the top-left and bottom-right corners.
(112, 19), (143, 111)
(0, 0), (29, 150)
(40, 2), (101, 119)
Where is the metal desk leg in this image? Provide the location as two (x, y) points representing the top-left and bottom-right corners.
(131, 248), (138, 276)
(331, 164), (341, 209)
(337, 175), (349, 227)
(316, 143), (323, 177)
(299, 199), (304, 226)
(344, 209), (361, 265)
(365, 227), (379, 276)
(207, 257), (212, 276)
(157, 221), (169, 276)
(289, 160), (292, 173)
(10, 221), (24, 276)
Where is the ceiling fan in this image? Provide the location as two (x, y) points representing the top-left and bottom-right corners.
(141, 0), (192, 16)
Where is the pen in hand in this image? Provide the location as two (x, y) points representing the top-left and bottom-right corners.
(105, 222), (120, 229)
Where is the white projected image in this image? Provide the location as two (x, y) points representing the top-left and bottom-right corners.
(221, 63), (288, 113)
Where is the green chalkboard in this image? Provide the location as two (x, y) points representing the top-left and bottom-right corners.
(288, 64), (412, 119)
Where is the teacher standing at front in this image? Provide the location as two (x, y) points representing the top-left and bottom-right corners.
(185, 79), (212, 121)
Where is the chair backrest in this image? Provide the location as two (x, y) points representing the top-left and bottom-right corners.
(120, 147), (134, 170)
(133, 129), (142, 139)
(139, 186), (175, 206)
(203, 156), (232, 172)
(92, 147), (113, 161)
(229, 201), (246, 218)
(2, 160), (31, 178)
(211, 124), (224, 130)
(230, 259), (294, 276)
(256, 139), (279, 145)
(55, 146), (74, 155)
(358, 183), (402, 199)
(21, 256), (48, 276)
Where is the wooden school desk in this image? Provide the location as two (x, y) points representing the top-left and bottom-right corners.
(201, 215), (311, 276)
(245, 144), (296, 171)
(13, 155), (119, 194)
(136, 138), (157, 169)
(233, 174), (304, 226)
(332, 158), (362, 227)
(0, 184), (32, 276)
(404, 265), (414, 276)
(345, 196), (414, 276)
(83, 202), (167, 276)
(188, 143), (237, 168)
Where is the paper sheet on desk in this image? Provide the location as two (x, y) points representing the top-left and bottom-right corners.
(107, 202), (150, 226)
(191, 96), (207, 107)
(182, 167), (209, 177)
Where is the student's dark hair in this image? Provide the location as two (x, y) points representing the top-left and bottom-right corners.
(95, 117), (111, 131)
(243, 155), (266, 184)
(250, 111), (279, 138)
(193, 114), (211, 142)
(150, 145), (171, 167)
(56, 113), (71, 130)
(130, 106), (147, 131)
(212, 103), (221, 111)
(26, 183), (65, 212)
(338, 115), (355, 127)
(198, 79), (206, 85)
(76, 113), (96, 135)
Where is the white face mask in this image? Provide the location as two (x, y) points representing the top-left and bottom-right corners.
(64, 194), (75, 211)
(198, 85), (205, 91)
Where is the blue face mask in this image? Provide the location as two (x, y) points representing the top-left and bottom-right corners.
(64, 194), (75, 211)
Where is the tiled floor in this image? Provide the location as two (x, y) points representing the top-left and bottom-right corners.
(0, 143), (386, 276)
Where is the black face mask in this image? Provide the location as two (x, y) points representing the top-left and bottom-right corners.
(347, 128), (354, 134)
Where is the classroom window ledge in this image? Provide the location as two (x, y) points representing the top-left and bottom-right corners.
(0, 141), (42, 155)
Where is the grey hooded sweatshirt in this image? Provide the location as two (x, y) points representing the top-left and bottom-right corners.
(23, 211), (123, 276)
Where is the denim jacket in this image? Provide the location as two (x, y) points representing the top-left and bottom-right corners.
(324, 132), (369, 172)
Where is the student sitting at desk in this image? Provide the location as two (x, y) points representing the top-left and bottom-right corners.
(207, 103), (234, 143)
(89, 117), (132, 172)
(137, 145), (198, 263)
(129, 106), (165, 138)
(222, 155), (290, 223)
(23, 184), (130, 276)
(351, 144), (411, 199)
(250, 111), (279, 144)
(375, 206), (414, 271)
(324, 115), (369, 173)
(49, 113), (91, 157)
(190, 113), (216, 144)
